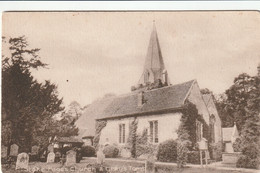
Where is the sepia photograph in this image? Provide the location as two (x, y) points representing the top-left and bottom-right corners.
(1, 11), (260, 173)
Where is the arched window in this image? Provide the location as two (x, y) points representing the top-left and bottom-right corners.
(210, 114), (216, 143)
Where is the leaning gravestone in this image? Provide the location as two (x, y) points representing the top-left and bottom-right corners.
(96, 149), (105, 165)
(16, 152), (29, 171)
(66, 150), (76, 166)
(1, 145), (8, 158)
(47, 152), (55, 163)
(31, 145), (39, 155)
(10, 144), (19, 157)
(145, 155), (155, 173)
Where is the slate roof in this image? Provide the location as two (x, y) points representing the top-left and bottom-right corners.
(222, 127), (234, 142)
(75, 80), (195, 137)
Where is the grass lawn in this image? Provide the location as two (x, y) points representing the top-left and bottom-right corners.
(1, 158), (249, 173)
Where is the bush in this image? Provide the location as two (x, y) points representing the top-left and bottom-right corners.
(233, 138), (242, 152)
(103, 145), (119, 158)
(209, 141), (223, 161)
(136, 143), (155, 158)
(157, 139), (177, 162)
(187, 151), (200, 164)
(237, 155), (259, 169)
(81, 146), (96, 157)
(236, 145), (260, 169)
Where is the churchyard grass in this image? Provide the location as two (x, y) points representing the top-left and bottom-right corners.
(1, 157), (250, 173)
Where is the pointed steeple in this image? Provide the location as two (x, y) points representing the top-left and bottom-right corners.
(137, 22), (170, 87)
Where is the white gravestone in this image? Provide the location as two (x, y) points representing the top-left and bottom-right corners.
(10, 144), (19, 156)
(1, 145), (8, 158)
(66, 150), (76, 166)
(16, 152), (29, 171)
(96, 149), (105, 165)
(47, 152), (55, 163)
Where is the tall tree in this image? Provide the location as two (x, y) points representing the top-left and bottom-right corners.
(2, 36), (64, 153)
(237, 68), (260, 169)
(216, 73), (256, 131)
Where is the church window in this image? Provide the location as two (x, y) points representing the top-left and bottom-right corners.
(119, 124), (125, 143)
(210, 115), (216, 143)
(196, 120), (203, 142)
(149, 120), (159, 143)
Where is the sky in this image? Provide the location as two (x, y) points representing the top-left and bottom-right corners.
(2, 11), (260, 107)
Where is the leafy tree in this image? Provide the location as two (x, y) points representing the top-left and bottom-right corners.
(237, 71), (260, 169)
(1, 36), (72, 153)
(65, 101), (82, 120)
(216, 73), (256, 131)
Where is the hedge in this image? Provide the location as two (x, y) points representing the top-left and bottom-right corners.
(157, 139), (177, 162)
(81, 145), (96, 157)
(103, 145), (119, 158)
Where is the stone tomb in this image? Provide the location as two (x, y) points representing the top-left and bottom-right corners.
(16, 152), (29, 171)
(1, 145), (8, 158)
(10, 144), (19, 157)
(47, 152), (55, 163)
(66, 150), (76, 166)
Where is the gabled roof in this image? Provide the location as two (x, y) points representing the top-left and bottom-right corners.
(202, 94), (212, 106)
(75, 80), (195, 137)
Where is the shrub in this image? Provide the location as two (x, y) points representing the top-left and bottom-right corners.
(233, 138), (242, 152)
(237, 155), (259, 169)
(157, 139), (177, 162)
(187, 151), (200, 164)
(236, 144), (260, 169)
(187, 151), (207, 164)
(103, 145), (119, 158)
(209, 141), (223, 161)
(81, 146), (96, 157)
(177, 141), (189, 167)
(136, 143), (156, 158)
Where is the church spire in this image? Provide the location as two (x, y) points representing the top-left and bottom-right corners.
(137, 22), (170, 88)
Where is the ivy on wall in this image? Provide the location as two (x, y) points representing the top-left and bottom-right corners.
(93, 120), (107, 150)
(177, 101), (209, 167)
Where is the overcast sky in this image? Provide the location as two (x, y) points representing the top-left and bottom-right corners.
(2, 11), (260, 107)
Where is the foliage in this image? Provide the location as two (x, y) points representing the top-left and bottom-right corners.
(103, 145), (119, 158)
(208, 141), (223, 161)
(187, 151), (201, 164)
(134, 129), (156, 158)
(232, 138), (242, 152)
(157, 139), (177, 162)
(81, 145), (96, 157)
(236, 144), (260, 169)
(93, 120), (107, 149)
(176, 101), (209, 167)
(216, 73), (256, 131)
(127, 118), (138, 158)
(236, 73), (260, 169)
(2, 36), (65, 153)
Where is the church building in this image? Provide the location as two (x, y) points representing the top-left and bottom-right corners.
(76, 24), (222, 155)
